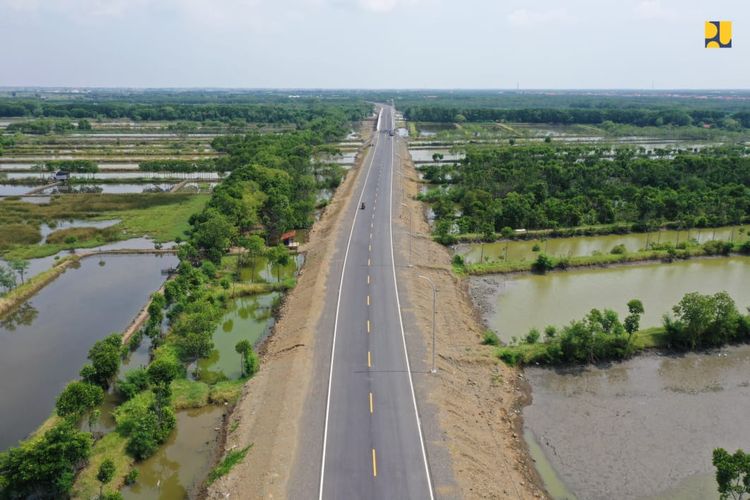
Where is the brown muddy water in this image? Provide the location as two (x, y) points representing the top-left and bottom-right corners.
(469, 256), (750, 499)
(524, 346), (750, 499)
(0, 253), (177, 450)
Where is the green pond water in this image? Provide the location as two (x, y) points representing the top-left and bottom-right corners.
(477, 256), (750, 343)
(196, 292), (279, 383)
(459, 226), (748, 265)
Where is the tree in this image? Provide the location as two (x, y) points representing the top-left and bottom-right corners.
(242, 234), (266, 283)
(0, 264), (17, 293)
(713, 448), (750, 500)
(88, 409), (101, 433)
(0, 421), (92, 498)
(97, 458), (116, 498)
(624, 299), (645, 341)
(7, 259), (29, 285)
(267, 244), (290, 283)
(55, 381), (104, 419)
(235, 340), (252, 376)
(81, 334), (122, 388)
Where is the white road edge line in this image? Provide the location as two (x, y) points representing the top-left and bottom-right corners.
(318, 107), (382, 500)
(388, 109), (436, 499)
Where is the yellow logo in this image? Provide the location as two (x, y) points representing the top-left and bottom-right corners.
(705, 21), (732, 48)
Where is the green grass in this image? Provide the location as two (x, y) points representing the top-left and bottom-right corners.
(109, 194), (208, 242)
(72, 431), (134, 499)
(209, 380), (245, 404)
(0, 193), (208, 258)
(207, 445), (253, 485)
(464, 246), (741, 276)
(171, 379), (210, 409)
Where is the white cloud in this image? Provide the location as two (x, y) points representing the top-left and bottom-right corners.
(507, 7), (575, 27)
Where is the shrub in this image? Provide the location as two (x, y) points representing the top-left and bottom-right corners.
(117, 368), (150, 401)
(56, 381), (104, 418)
(532, 253), (554, 273)
(525, 328), (540, 344)
(124, 468), (139, 486)
(610, 244), (626, 255)
(451, 254), (465, 267)
(481, 330), (500, 346)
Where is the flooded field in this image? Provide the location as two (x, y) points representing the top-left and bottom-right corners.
(408, 149), (464, 163)
(0, 253), (178, 449)
(0, 184), (39, 196)
(471, 256), (750, 343)
(43, 183), (177, 194)
(4, 171), (220, 180)
(525, 346), (750, 499)
(470, 256), (750, 499)
(121, 406), (224, 499)
(458, 226), (747, 264)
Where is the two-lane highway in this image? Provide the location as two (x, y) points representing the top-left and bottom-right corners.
(318, 106), (433, 499)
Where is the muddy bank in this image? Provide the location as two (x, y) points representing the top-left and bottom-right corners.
(397, 139), (545, 499)
(524, 347), (750, 499)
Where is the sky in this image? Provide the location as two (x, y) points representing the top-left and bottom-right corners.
(0, 0), (747, 89)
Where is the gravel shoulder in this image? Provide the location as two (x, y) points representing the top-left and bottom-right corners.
(395, 139), (547, 499)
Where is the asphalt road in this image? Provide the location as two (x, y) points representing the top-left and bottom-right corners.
(318, 106), (434, 499)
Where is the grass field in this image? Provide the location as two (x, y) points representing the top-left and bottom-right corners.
(0, 193), (208, 258)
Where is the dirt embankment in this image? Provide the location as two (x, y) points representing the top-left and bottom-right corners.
(206, 119), (375, 499)
(396, 139), (547, 499)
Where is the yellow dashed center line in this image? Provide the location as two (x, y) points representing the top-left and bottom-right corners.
(367, 295), (370, 306)
(367, 275), (370, 285)
(368, 351), (372, 368)
(369, 392), (374, 414)
(368, 258), (371, 266)
(369, 244), (372, 252)
(367, 320), (371, 333)
(372, 449), (377, 477)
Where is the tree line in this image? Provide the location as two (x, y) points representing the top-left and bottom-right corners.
(0, 100), (369, 127)
(403, 105), (750, 129)
(422, 145), (750, 243)
(498, 291), (750, 366)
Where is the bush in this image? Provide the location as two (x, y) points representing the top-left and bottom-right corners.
(56, 381), (104, 418)
(702, 240), (733, 256)
(124, 468), (139, 486)
(610, 244), (626, 255)
(451, 254), (465, 267)
(532, 253), (554, 273)
(0, 421), (92, 498)
(481, 330), (499, 346)
(525, 328), (540, 344)
(117, 368), (150, 401)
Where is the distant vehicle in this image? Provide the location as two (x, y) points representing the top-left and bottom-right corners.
(360, 202), (365, 210)
(388, 129), (395, 137)
(53, 171), (70, 182)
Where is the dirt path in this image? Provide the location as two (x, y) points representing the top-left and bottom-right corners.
(394, 139), (547, 499)
(206, 119), (375, 499)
